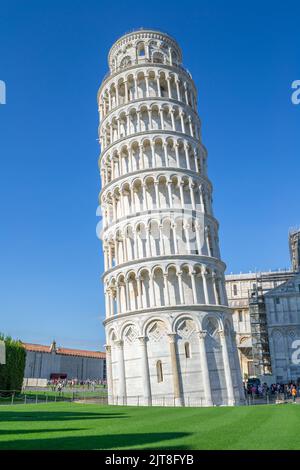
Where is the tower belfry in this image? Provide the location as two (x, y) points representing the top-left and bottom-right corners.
(289, 228), (300, 272)
(98, 29), (244, 406)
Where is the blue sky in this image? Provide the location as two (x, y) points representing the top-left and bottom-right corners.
(0, 0), (299, 350)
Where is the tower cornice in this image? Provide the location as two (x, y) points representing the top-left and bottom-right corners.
(99, 167), (213, 198)
(97, 62), (195, 99)
(103, 305), (233, 327)
(102, 254), (226, 280)
(98, 130), (204, 160)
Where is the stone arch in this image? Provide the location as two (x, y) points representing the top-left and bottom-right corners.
(139, 267), (151, 309)
(135, 221), (147, 258)
(166, 263), (180, 305)
(120, 55), (132, 69)
(136, 41), (146, 58)
(193, 264), (204, 303)
(152, 265), (165, 307)
(161, 217), (174, 255)
(173, 314), (198, 336)
(149, 219), (160, 256)
(116, 272), (127, 311)
(125, 269), (139, 310)
(121, 322), (140, 344)
(181, 263), (193, 304)
(143, 317), (170, 339)
(107, 327), (118, 344)
(152, 51), (164, 64)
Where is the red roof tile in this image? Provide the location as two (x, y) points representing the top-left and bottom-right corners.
(22, 342), (106, 359)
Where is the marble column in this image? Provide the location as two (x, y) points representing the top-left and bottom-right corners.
(105, 344), (114, 404)
(180, 112), (185, 133)
(138, 336), (152, 405)
(195, 224), (202, 254)
(104, 246), (109, 271)
(179, 181), (185, 208)
(160, 109), (165, 130)
(174, 143), (180, 167)
(172, 223), (178, 254)
(137, 276), (143, 309)
(164, 273), (171, 305)
(167, 181), (173, 208)
(168, 333), (183, 405)
(156, 76), (161, 97)
(145, 75), (150, 97)
(175, 79), (181, 101)
(115, 339), (127, 403)
(104, 288), (110, 318)
(177, 271), (184, 304)
(125, 282), (130, 311)
(197, 331), (213, 406)
(219, 330), (235, 406)
(151, 142), (156, 167)
(142, 183), (147, 210)
(212, 273), (219, 305)
(189, 182), (196, 210)
(116, 283), (121, 313)
(184, 144), (191, 170)
(201, 267), (209, 304)
(166, 76), (172, 98)
(190, 271), (197, 304)
(170, 108), (175, 130)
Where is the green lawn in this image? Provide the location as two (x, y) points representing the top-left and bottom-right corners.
(0, 389), (107, 405)
(0, 402), (299, 450)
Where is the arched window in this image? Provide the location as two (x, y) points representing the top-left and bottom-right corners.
(137, 43), (145, 57)
(152, 52), (164, 64)
(156, 360), (163, 383)
(120, 56), (132, 68)
(184, 342), (191, 358)
(172, 51), (178, 64)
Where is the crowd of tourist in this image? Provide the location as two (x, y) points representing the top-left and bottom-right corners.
(245, 381), (299, 402)
(47, 378), (107, 392)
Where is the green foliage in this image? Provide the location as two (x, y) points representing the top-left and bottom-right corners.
(0, 333), (26, 391)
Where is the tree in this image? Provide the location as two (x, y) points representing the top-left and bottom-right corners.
(0, 334), (26, 391)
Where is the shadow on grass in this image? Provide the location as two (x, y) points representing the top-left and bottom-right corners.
(0, 411), (126, 423)
(0, 432), (191, 450)
(0, 429), (81, 436)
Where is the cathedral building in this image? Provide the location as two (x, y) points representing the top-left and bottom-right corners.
(23, 341), (106, 384)
(225, 270), (294, 379)
(264, 273), (300, 383)
(289, 228), (300, 272)
(225, 231), (300, 383)
(98, 29), (244, 406)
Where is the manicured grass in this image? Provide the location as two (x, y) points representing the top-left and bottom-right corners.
(0, 389), (108, 406)
(0, 402), (300, 450)
(25, 389), (108, 399)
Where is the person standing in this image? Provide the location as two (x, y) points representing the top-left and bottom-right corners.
(291, 386), (297, 403)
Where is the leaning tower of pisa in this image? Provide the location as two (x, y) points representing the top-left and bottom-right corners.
(98, 29), (244, 406)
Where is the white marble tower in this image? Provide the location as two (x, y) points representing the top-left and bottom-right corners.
(98, 29), (244, 406)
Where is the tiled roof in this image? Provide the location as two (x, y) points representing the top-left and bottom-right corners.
(22, 342), (106, 359)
